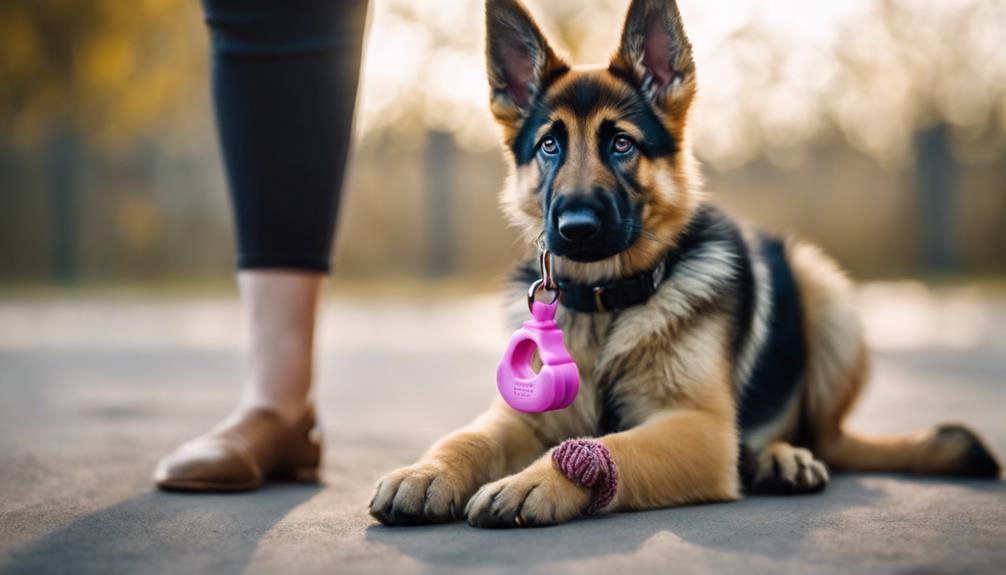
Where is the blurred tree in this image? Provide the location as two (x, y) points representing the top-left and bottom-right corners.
(425, 130), (455, 277)
(1, 0), (205, 148)
(829, 0), (1006, 272)
(0, 0), (206, 281)
(1, 0), (1004, 282)
(915, 124), (957, 272)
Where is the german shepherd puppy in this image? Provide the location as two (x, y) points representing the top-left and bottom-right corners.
(370, 0), (1001, 528)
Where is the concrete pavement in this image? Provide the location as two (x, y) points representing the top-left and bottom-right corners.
(0, 285), (1003, 574)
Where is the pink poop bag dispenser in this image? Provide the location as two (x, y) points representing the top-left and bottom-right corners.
(496, 299), (580, 413)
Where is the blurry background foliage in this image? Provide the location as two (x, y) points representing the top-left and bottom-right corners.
(1, 0), (1005, 285)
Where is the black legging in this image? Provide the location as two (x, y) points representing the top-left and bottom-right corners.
(202, 0), (369, 272)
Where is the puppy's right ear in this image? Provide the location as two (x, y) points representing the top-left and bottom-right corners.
(485, 0), (567, 128)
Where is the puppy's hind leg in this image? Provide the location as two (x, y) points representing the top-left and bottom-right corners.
(821, 425), (1001, 478)
(788, 240), (1002, 480)
(747, 441), (830, 495)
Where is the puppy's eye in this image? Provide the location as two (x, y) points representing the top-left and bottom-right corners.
(612, 135), (634, 155)
(539, 136), (559, 156)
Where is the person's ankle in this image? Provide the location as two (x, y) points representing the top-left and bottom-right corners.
(236, 394), (310, 427)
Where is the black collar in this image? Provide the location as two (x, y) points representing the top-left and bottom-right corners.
(550, 205), (721, 314)
(555, 261), (668, 313)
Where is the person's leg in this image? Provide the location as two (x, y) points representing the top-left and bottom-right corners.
(211, 0), (367, 424)
(155, 0), (368, 491)
(236, 270), (321, 425)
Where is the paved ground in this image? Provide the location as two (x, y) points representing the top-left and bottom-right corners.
(0, 283), (1004, 575)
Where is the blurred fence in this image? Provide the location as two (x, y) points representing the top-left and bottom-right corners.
(1, 0), (1005, 283)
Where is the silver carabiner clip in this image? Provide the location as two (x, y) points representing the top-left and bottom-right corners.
(528, 250), (560, 313)
(540, 250), (556, 290)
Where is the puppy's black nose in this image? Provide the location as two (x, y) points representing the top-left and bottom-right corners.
(557, 209), (601, 242)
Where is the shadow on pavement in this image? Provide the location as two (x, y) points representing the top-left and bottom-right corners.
(0, 484), (320, 575)
(363, 474), (987, 569)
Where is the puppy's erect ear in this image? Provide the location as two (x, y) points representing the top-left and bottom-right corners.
(485, 0), (567, 127)
(611, 0), (696, 119)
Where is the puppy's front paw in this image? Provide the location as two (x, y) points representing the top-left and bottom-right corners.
(369, 460), (473, 526)
(465, 460), (590, 528)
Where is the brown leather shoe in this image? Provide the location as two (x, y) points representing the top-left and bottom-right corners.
(154, 405), (321, 492)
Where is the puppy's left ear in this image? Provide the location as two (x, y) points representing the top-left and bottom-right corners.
(611, 0), (696, 120)
(485, 0), (567, 128)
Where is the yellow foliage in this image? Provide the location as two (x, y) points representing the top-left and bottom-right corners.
(1, 0), (206, 151)
(117, 194), (161, 252)
(78, 35), (135, 94)
(0, 12), (40, 81)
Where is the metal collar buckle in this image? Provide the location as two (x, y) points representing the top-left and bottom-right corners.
(651, 261), (666, 291)
(592, 286), (607, 313)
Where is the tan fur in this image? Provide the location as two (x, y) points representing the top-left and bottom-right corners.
(752, 442), (829, 493)
(370, 0), (1000, 529)
(501, 67), (700, 284)
(463, 312), (739, 526)
(369, 404), (548, 524)
(786, 240), (997, 476)
(597, 313), (740, 509)
(485, 0), (567, 138)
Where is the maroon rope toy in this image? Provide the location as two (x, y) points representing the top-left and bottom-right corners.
(551, 438), (619, 514)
